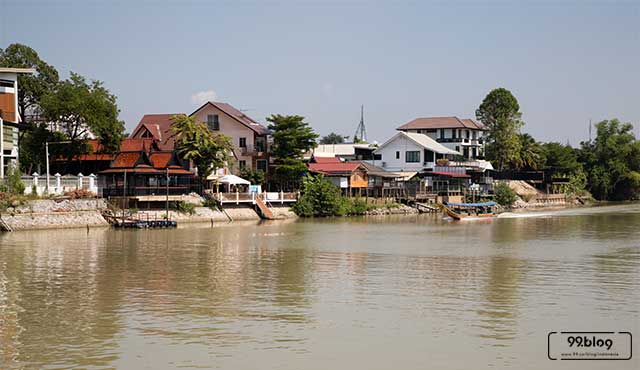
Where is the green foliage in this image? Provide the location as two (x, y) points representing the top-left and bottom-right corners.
(239, 167), (265, 185)
(202, 197), (220, 210)
(292, 174), (343, 216)
(476, 88), (524, 170)
(5, 163), (25, 195)
(493, 182), (517, 206)
(175, 201), (196, 215)
(319, 132), (346, 144)
(19, 123), (68, 174)
(292, 175), (373, 217)
(513, 133), (545, 170)
(0, 43), (59, 118)
(171, 114), (233, 182)
(267, 114), (318, 188)
(40, 72), (124, 154)
(542, 142), (581, 173)
(578, 119), (640, 200)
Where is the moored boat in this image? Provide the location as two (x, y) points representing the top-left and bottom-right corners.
(438, 201), (497, 220)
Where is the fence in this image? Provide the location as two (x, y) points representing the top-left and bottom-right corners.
(0, 173), (99, 196)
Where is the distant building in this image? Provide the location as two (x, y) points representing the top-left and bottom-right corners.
(310, 143), (376, 161)
(396, 116), (488, 160)
(373, 131), (459, 172)
(0, 67), (35, 178)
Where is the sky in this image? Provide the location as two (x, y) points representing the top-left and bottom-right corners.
(1, 0), (638, 145)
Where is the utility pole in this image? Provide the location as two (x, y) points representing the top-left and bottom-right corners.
(165, 167), (169, 220)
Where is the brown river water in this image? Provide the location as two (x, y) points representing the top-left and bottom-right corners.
(0, 204), (639, 369)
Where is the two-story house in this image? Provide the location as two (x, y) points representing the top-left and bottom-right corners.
(130, 102), (270, 175)
(0, 67), (35, 178)
(396, 116), (488, 160)
(373, 131), (459, 172)
(190, 101), (270, 173)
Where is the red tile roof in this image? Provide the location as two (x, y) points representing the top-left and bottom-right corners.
(111, 152), (143, 168)
(191, 101), (270, 135)
(312, 156), (341, 163)
(149, 152), (173, 169)
(308, 162), (363, 175)
(397, 117), (487, 131)
(130, 114), (183, 151)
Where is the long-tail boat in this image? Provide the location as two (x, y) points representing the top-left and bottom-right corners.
(438, 201), (498, 220)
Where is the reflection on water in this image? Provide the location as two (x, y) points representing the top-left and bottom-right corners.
(0, 205), (639, 369)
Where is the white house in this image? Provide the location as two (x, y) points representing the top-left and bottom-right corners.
(373, 131), (459, 172)
(396, 116), (488, 160)
(0, 67), (35, 178)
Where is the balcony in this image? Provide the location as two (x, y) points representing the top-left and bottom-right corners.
(240, 144), (269, 156)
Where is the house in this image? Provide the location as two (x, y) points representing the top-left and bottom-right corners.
(99, 138), (195, 199)
(396, 116), (488, 160)
(190, 101), (270, 173)
(0, 67), (35, 178)
(373, 131), (459, 172)
(309, 143), (376, 161)
(129, 113), (182, 151)
(308, 158), (369, 196)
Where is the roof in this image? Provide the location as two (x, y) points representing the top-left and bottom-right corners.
(376, 132), (460, 155)
(308, 161), (364, 176)
(130, 114), (183, 151)
(311, 156), (342, 163)
(190, 101), (270, 135)
(358, 161), (402, 178)
(111, 152), (144, 168)
(423, 171), (471, 178)
(0, 68), (36, 74)
(397, 116), (487, 131)
(313, 143), (375, 157)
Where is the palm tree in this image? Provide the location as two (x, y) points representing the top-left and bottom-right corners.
(513, 133), (545, 170)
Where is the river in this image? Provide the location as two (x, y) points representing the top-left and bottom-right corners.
(0, 204), (639, 369)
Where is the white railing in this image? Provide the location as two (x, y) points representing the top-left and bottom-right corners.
(16, 173), (98, 196)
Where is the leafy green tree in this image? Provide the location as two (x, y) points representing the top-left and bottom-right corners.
(542, 142), (581, 173)
(0, 43), (59, 119)
(267, 114), (318, 189)
(293, 174), (344, 217)
(513, 133), (545, 170)
(493, 182), (517, 206)
(476, 88), (524, 170)
(5, 163), (25, 195)
(171, 114), (233, 183)
(578, 119), (640, 200)
(319, 132), (346, 144)
(19, 123), (67, 174)
(40, 72), (125, 165)
(239, 167), (265, 185)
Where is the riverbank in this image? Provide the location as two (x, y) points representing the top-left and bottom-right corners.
(0, 199), (110, 231)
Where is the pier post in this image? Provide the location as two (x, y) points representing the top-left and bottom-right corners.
(78, 173), (84, 190)
(32, 173), (39, 195)
(55, 173), (61, 194)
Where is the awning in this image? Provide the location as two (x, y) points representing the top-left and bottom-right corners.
(216, 174), (250, 185)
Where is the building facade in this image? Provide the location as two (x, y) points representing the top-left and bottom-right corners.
(396, 116), (488, 160)
(190, 102), (270, 174)
(0, 67), (35, 178)
(373, 131), (459, 172)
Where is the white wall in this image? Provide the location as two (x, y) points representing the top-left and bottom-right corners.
(375, 135), (430, 172)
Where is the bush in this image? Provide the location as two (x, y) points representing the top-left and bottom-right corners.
(347, 197), (369, 215)
(293, 174), (348, 217)
(175, 201), (196, 215)
(202, 197), (220, 210)
(5, 164), (25, 195)
(64, 189), (97, 199)
(494, 182), (517, 206)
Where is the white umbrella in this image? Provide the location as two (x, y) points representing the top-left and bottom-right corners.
(218, 174), (250, 185)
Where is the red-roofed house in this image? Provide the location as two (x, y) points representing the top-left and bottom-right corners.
(308, 161), (369, 195)
(396, 116), (488, 160)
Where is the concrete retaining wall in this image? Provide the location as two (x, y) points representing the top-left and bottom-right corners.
(1, 199), (109, 231)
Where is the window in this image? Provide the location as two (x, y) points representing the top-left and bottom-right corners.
(257, 159), (267, 172)
(238, 160), (247, 169)
(452, 129), (456, 139)
(239, 137), (247, 148)
(439, 129), (445, 139)
(395, 151), (400, 159)
(405, 151), (420, 163)
(466, 130), (470, 139)
(472, 147), (477, 158)
(426, 129), (437, 133)
(455, 146), (460, 152)
(207, 114), (219, 130)
(374, 154), (382, 160)
(425, 149), (434, 163)
(472, 131), (477, 139)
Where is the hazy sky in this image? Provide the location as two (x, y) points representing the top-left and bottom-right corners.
(2, 1), (638, 144)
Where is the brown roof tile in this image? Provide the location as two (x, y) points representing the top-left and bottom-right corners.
(397, 116), (487, 131)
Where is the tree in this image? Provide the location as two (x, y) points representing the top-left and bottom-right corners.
(40, 72), (125, 165)
(171, 114), (233, 182)
(319, 132), (346, 144)
(513, 133), (545, 170)
(476, 88), (524, 170)
(0, 43), (59, 119)
(293, 174), (344, 217)
(493, 182), (517, 207)
(267, 114), (318, 188)
(19, 123), (67, 174)
(542, 142), (581, 173)
(578, 119), (640, 200)
(239, 167), (265, 185)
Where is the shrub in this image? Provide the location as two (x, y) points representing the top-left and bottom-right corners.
(64, 189), (97, 199)
(202, 197), (220, 210)
(176, 201), (196, 215)
(494, 182), (517, 206)
(347, 197), (369, 215)
(5, 164), (25, 195)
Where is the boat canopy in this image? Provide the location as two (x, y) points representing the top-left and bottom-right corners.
(444, 201), (497, 207)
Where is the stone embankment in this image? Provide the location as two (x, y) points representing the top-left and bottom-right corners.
(0, 199), (109, 231)
(365, 204), (420, 216)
